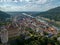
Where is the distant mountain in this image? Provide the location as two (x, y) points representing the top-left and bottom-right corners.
(0, 11), (10, 21)
(7, 12), (40, 16)
(37, 7), (60, 21)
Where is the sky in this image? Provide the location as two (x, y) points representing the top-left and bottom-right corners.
(0, 0), (60, 12)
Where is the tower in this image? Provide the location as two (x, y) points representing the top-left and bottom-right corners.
(0, 26), (8, 45)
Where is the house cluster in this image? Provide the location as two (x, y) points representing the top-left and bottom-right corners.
(18, 17), (57, 35)
(0, 16), (58, 44)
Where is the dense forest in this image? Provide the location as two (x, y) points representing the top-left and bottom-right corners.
(36, 7), (60, 21)
(0, 11), (10, 21)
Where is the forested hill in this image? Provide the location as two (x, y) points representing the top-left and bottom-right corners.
(0, 11), (10, 21)
(37, 7), (60, 21)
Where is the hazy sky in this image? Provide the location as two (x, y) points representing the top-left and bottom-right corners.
(0, 0), (60, 12)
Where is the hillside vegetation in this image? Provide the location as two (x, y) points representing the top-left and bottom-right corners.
(37, 7), (60, 21)
(0, 11), (10, 21)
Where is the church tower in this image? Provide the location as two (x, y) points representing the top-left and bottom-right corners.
(0, 26), (8, 45)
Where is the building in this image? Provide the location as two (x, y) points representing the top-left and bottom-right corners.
(0, 26), (8, 45)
